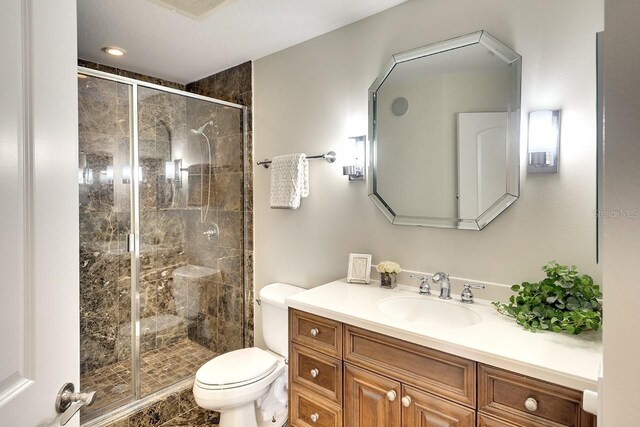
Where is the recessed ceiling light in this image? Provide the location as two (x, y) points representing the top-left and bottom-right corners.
(102, 46), (126, 56)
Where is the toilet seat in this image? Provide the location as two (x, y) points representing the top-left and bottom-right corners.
(195, 347), (278, 390)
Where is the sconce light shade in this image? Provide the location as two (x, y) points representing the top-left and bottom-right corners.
(165, 159), (183, 188)
(342, 135), (366, 181)
(527, 110), (560, 173)
(165, 161), (176, 180)
(122, 166), (145, 184)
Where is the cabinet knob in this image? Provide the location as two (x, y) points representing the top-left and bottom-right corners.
(525, 397), (538, 412)
(401, 396), (412, 407)
(310, 413), (319, 423)
(386, 390), (397, 401)
(310, 368), (319, 378)
(310, 328), (319, 337)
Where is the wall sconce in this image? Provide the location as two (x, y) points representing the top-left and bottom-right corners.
(165, 159), (183, 188)
(99, 166), (114, 184)
(527, 110), (560, 173)
(342, 135), (366, 181)
(78, 152), (91, 184)
(122, 166), (145, 184)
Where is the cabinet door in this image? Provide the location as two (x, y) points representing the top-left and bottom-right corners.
(477, 413), (519, 427)
(402, 385), (475, 427)
(344, 363), (401, 427)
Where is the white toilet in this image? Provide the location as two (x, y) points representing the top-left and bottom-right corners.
(193, 282), (304, 427)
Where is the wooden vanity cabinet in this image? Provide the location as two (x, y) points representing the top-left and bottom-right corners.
(402, 384), (475, 427)
(288, 308), (595, 427)
(478, 365), (596, 427)
(343, 363), (475, 427)
(343, 363), (401, 427)
(290, 310), (343, 427)
(343, 324), (477, 427)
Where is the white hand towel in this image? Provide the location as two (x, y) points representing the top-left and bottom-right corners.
(270, 153), (309, 209)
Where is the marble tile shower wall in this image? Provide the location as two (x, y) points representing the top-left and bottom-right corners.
(187, 61), (254, 348)
(182, 96), (246, 355)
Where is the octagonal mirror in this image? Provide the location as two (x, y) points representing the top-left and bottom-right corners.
(368, 31), (522, 230)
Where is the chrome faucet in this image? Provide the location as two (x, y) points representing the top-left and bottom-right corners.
(432, 272), (451, 300)
(409, 274), (431, 295)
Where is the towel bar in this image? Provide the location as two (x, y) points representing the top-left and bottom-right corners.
(257, 151), (336, 168)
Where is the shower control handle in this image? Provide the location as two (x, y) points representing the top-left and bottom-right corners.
(55, 383), (96, 426)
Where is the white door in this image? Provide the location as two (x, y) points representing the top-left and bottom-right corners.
(0, 0), (80, 426)
(457, 112), (508, 219)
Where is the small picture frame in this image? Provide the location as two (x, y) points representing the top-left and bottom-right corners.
(347, 253), (372, 284)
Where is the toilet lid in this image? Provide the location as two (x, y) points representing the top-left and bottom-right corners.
(196, 347), (278, 388)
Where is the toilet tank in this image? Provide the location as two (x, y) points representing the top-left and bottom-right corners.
(259, 283), (305, 357)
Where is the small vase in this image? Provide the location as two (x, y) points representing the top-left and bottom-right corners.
(380, 272), (397, 289)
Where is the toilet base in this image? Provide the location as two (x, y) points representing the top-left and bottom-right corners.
(219, 402), (259, 427)
(256, 405), (287, 427)
(217, 404), (287, 427)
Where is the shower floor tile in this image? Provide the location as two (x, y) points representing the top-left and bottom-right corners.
(81, 339), (216, 417)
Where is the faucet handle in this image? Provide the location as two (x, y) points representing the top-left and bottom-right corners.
(409, 274), (431, 295)
(461, 282), (485, 304)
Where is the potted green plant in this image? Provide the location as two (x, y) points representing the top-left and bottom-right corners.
(492, 261), (602, 334)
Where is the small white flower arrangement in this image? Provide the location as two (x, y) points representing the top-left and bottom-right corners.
(377, 260), (400, 289)
(376, 260), (401, 274)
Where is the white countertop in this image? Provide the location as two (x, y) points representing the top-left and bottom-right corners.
(286, 279), (602, 392)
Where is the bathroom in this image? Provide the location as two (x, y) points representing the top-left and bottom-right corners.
(0, 0), (639, 426)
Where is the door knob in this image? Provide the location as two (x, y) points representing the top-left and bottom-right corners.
(55, 383), (96, 426)
(386, 390), (397, 401)
(401, 396), (412, 407)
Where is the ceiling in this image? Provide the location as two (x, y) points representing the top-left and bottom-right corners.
(77, 0), (409, 84)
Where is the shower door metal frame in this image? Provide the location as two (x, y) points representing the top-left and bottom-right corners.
(77, 66), (249, 425)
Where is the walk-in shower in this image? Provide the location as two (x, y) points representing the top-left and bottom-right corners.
(77, 68), (248, 422)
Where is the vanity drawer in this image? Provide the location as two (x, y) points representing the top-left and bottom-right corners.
(291, 343), (342, 404)
(478, 364), (596, 427)
(290, 309), (342, 358)
(290, 385), (342, 427)
(343, 324), (475, 407)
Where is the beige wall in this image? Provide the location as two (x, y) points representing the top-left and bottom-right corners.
(602, 0), (640, 423)
(253, 0), (603, 347)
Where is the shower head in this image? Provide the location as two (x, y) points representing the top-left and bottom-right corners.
(190, 120), (213, 135)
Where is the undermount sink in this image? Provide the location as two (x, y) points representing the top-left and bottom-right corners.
(377, 295), (483, 328)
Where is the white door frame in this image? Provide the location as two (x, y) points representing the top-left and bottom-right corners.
(0, 0), (79, 426)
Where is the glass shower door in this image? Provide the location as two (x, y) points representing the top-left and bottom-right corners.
(78, 73), (135, 418)
(136, 86), (245, 397)
(78, 69), (247, 422)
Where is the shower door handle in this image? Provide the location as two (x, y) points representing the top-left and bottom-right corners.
(126, 233), (136, 253)
(55, 382), (97, 426)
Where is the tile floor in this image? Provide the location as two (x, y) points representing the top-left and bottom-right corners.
(81, 339), (216, 418)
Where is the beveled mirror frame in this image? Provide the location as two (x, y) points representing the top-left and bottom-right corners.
(368, 31), (522, 230)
